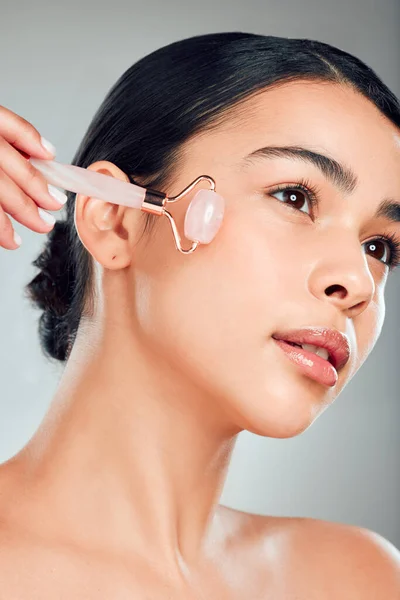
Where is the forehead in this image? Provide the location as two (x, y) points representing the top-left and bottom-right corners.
(180, 81), (400, 180)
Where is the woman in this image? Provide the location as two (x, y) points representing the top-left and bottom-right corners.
(0, 32), (399, 598)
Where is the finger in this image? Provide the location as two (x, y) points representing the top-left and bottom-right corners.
(0, 204), (22, 250)
(0, 137), (67, 211)
(0, 168), (56, 234)
(0, 105), (56, 159)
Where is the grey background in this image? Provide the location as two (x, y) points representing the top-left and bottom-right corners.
(0, 0), (399, 546)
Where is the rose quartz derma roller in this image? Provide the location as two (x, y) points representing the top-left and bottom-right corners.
(29, 158), (225, 254)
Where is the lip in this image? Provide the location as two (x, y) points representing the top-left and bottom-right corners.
(271, 327), (351, 372)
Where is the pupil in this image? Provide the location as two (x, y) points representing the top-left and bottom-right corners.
(284, 190), (304, 210)
(368, 241), (384, 261)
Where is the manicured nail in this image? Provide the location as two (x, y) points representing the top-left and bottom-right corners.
(13, 231), (22, 246)
(40, 136), (56, 156)
(48, 184), (67, 205)
(38, 207), (56, 226)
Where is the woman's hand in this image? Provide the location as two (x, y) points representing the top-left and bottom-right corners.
(0, 105), (67, 249)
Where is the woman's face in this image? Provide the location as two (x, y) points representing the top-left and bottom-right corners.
(121, 81), (400, 437)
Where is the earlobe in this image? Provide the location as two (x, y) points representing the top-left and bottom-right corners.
(73, 160), (136, 270)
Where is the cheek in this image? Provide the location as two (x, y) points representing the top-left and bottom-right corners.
(133, 209), (291, 392)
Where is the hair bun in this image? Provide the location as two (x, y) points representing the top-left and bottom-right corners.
(25, 220), (75, 361)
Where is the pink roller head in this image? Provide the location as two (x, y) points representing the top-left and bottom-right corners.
(184, 189), (225, 244)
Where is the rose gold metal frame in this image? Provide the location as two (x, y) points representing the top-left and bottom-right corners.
(141, 175), (216, 254)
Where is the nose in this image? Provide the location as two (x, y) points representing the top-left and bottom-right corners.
(308, 232), (376, 318)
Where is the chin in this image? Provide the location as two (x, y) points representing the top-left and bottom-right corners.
(243, 412), (318, 439)
(227, 374), (336, 439)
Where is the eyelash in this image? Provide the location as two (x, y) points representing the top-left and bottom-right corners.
(267, 177), (400, 273)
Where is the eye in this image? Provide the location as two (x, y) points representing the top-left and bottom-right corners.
(363, 233), (400, 272)
(269, 182), (318, 216)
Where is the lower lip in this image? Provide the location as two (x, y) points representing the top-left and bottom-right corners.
(273, 339), (338, 387)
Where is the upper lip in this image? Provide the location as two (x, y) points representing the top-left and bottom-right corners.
(272, 327), (351, 372)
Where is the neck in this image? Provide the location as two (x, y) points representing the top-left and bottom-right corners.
(9, 316), (240, 575)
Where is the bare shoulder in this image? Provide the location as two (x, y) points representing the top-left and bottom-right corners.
(219, 506), (400, 598)
(272, 515), (400, 597)
(289, 517), (399, 588)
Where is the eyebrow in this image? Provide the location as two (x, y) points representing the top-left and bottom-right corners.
(241, 145), (400, 225)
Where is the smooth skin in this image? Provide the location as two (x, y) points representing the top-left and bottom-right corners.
(0, 81), (400, 598)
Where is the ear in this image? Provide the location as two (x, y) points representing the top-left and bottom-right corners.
(74, 161), (143, 270)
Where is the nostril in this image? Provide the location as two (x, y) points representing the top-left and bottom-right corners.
(325, 284), (347, 299)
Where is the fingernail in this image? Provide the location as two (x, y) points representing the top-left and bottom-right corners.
(13, 231), (22, 246)
(40, 136), (56, 156)
(38, 207), (56, 226)
(48, 184), (67, 205)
